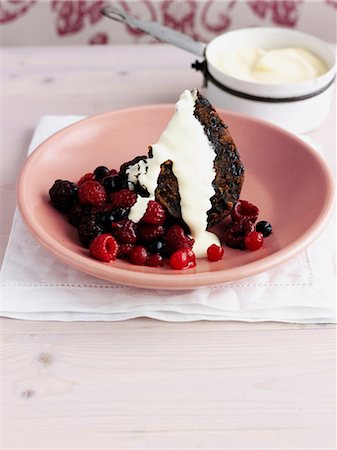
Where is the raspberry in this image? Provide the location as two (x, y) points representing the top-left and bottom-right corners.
(231, 200), (259, 224)
(67, 202), (92, 227)
(49, 179), (78, 212)
(245, 231), (264, 251)
(170, 249), (196, 270)
(141, 200), (166, 225)
(164, 224), (194, 254)
(137, 224), (164, 243)
(117, 243), (134, 258)
(78, 181), (107, 206)
(207, 244), (224, 262)
(93, 166), (110, 181)
(111, 219), (137, 244)
(110, 188), (137, 209)
(256, 221), (272, 237)
(130, 245), (148, 266)
(223, 220), (254, 250)
(77, 173), (94, 186)
(146, 253), (164, 267)
(78, 215), (104, 247)
(89, 234), (118, 262)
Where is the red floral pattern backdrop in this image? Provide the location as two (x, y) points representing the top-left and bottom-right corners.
(0, 0), (336, 45)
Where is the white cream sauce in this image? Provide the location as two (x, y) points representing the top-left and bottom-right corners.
(126, 89), (220, 258)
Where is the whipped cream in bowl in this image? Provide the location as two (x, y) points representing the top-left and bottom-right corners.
(202, 27), (336, 133)
(216, 47), (328, 85)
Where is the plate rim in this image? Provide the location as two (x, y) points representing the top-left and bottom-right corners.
(17, 104), (335, 290)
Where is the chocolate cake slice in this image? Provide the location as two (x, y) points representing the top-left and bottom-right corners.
(195, 91), (244, 227)
(120, 90), (244, 229)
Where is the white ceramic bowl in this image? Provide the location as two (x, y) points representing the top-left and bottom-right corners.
(204, 27), (336, 134)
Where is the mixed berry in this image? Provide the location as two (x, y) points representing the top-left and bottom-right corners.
(256, 220), (273, 237)
(223, 200), (272, 251)
(207, 244), (225, 262)
(49, 179), (78, 212)
(49, 166), (272, 270)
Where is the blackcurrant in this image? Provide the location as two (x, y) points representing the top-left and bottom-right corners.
(256, 221), (272, 237)
(94, 166), (110, 181)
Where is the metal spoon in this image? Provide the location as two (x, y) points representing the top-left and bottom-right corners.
(101, 6), (206, 57)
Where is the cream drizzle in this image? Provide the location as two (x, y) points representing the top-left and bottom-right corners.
(126, 89), (220, 258)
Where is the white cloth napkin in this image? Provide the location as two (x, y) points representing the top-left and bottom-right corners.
(0, 116), (335, 322)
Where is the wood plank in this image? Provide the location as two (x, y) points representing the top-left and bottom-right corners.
(1, 317), (335, 334)
(2, 324), (335, 449)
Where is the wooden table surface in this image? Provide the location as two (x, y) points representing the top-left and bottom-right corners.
(1, 45), (336, 450)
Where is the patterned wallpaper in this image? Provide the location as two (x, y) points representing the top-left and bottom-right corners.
(0, 1), (336, 46)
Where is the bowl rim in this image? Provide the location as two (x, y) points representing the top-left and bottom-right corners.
(17, 104), (335, 289)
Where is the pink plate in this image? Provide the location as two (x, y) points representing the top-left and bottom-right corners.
(17, 105), (334, 289)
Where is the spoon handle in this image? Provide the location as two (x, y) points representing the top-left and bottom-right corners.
(101, 6), (206, 57)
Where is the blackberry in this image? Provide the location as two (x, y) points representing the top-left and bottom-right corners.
(103, 175), (126, 194)
(49, 179), (78, 212)
(95, 208), (129, 232)
(256, 221), (272, 237)
(94, 166), (110, 181)
(102, 176), (114, 194)
(96, 211), (115, 231)
(67, 202), (92, 227)
(114, 208), (129, 220)
(78, 215), (104, 247)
